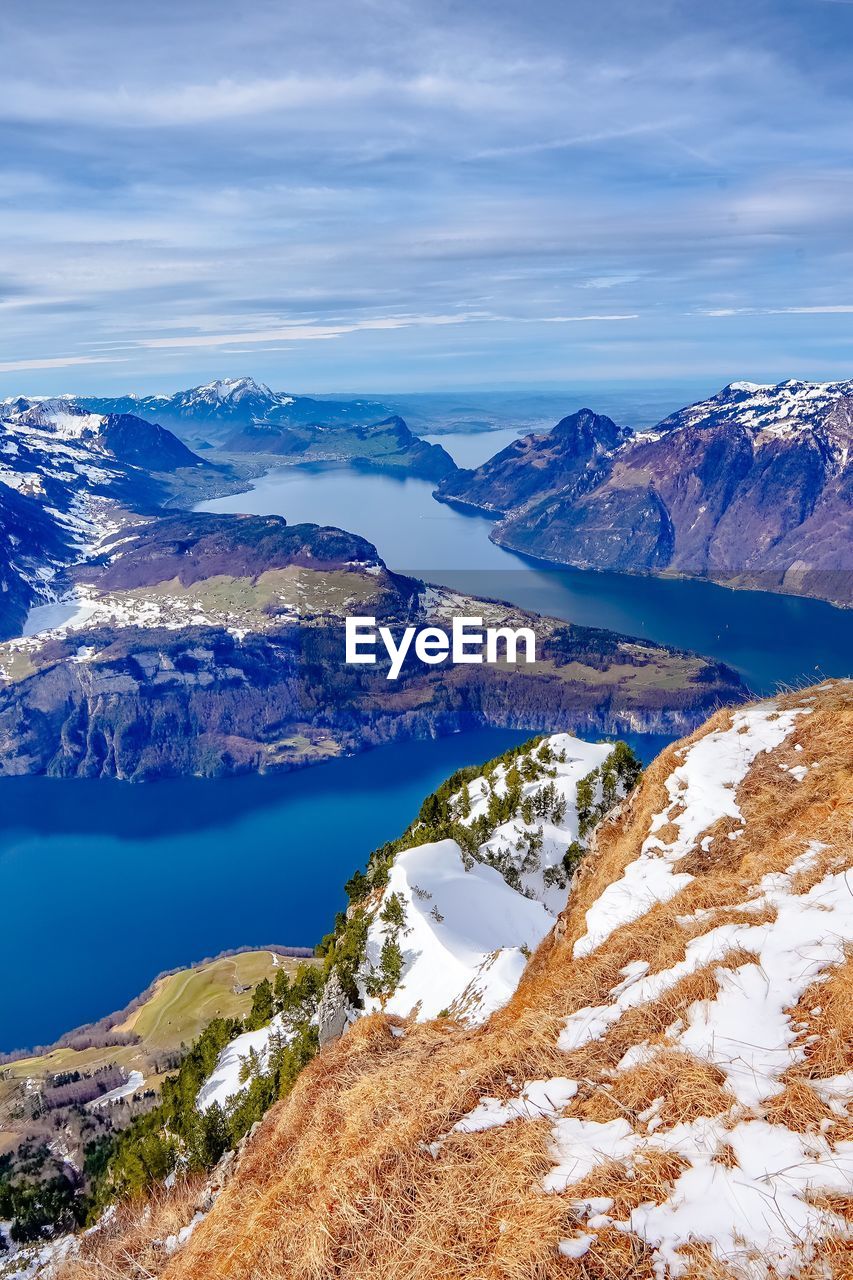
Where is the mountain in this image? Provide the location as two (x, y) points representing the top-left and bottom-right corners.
(73, 377), (396, 445)
(435, 407), (628, 514)
(0, 512), (745, 779)
(0, 401), (218, 639)
(222, 412), (456, 480)
(435, 380), (853, 607)
(12, 380), (457, 480)
(32, 680), (853, 1280)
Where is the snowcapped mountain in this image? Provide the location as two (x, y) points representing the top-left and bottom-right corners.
(438, 379), (853, 606)
(655, 377), (853, 457)
(70, 377), (395, 445)
(0, 399), (212, 638)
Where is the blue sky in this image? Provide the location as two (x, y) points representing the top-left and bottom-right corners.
(2, 0), (853, 397)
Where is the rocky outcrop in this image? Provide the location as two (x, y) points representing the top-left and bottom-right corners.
(434, 407), (627, 514)
(316, 971), (353, 1047)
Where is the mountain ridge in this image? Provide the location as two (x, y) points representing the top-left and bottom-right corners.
(434, 379), (853, 607)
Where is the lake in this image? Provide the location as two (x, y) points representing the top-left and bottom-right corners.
(6, 432), (852, 1051)
(200, 454), (853, 695)
(0, 726), (671, 1052)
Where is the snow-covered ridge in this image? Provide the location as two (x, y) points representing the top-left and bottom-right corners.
(194, 733), (632, 1118)
(442, 685), (853, 1278)
(657, 376), (853, 456)
(355, 734), (633, 1025)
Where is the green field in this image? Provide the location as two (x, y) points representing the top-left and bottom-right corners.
(0, 950), (318, 1156)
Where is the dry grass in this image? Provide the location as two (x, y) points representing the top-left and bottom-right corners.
(576, 1052), (732, 1130)
(60, 1176), (206, 1279)
(51, 683), (853, 1280)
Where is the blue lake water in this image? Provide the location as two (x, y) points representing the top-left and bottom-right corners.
(0, 727), (670, 1052)
(201, 459), (853, 695)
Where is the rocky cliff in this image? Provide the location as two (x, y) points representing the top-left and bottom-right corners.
(0, 513), (745, 779)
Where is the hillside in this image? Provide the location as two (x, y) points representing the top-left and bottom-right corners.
(435, 380), (853, 607)
(222, 413), (457, 482)
(0, 951), (315, 1256)
(0, 400), (230, 639)
(0, 513), (745, 779)
(52, 679), (853, 1280)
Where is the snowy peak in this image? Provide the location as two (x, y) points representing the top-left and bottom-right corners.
(187, 376), (276, 404)
(659, 375), (853, 453)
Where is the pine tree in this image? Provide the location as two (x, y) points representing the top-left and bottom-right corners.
(247, 978), (274, 1031)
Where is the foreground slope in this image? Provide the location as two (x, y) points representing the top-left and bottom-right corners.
(119, 680), (853, 1280)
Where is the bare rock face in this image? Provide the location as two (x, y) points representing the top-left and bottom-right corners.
(316, 970), (352, 1047)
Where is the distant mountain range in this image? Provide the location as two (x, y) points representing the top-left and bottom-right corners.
(72, 376), (396, 445)
(435, 379), (853, 607)
(4, 378), (456, 481)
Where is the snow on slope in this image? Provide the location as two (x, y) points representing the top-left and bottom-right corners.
(445, 684), (853, 1278)
(87, 1070), (145, 1110)
(572, 699), (808, 959)
(363, 838), (552, 1024)
(360, 734), (617, 1024)
(654, 376), (853, 458)
(197, 1018), (287, 1114)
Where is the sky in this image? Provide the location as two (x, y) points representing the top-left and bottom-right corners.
(2, 0), (853, 398)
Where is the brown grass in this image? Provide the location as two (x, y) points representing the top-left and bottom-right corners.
(50, 683), (853, 1280)
(59, 1176), (206, 1279)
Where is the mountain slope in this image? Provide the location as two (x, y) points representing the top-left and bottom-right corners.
(435, 408), (628, 515)
(82, 679), (852, 1280)
(223, 412), (457, 480)
(0, 402), (218, 639)
(439, 380), (853, 607)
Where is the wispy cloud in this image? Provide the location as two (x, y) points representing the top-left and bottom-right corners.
(2, 0), (853, 392)
(702, 305), (853, 317)
(0, 355), (125, 373)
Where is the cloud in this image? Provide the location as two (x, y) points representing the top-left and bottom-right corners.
(136, 314), (473, 349)
(3, 0), (853, 392)
(702, 305), (853, 317)
(0, 355), (125, 373)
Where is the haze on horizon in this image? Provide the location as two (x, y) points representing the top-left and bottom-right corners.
(2, 0), (853, 398)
